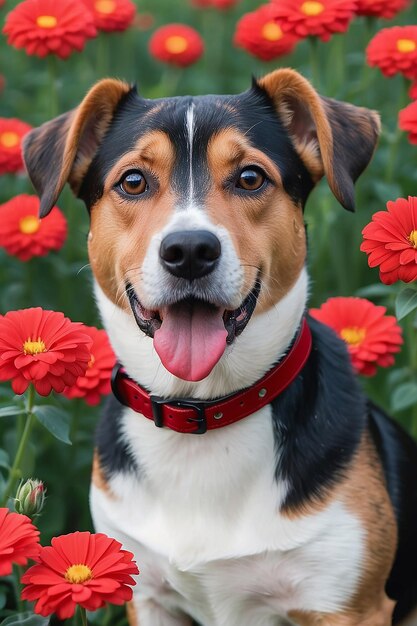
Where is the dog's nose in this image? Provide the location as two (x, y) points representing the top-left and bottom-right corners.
(159, 230), (221, 281)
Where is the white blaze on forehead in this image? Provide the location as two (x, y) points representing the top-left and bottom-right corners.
(185, 102), (195, 207)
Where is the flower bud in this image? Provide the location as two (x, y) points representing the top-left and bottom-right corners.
(14, 479), (46, 518)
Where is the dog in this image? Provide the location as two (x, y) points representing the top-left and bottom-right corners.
(22, 68), (417, 626)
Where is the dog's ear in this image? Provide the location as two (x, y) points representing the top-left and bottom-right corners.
(257, 68), (380, 211)
(23, 79), (133, 217)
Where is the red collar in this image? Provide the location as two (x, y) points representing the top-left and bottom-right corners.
(111, 318), (312, 435)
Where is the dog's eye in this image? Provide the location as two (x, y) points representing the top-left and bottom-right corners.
(236, 168), (265, 191)
(119, 170), (147, 196)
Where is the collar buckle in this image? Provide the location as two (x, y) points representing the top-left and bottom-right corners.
(150, 396), (208, 434)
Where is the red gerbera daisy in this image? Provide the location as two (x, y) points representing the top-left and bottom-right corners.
(0, 508), (40, 576)
(356, 0), (409, 18)
(361, 196), (417, 284)
(234, 4), (300, 61)
(366, 26), (417, 79)
(399, 100), (417, 144)
(82, 0), (136, 33)
(3, 0), (97, 59)
(0, 308), (92, 396)
(0, 118), (32, 175)
(270, 0), (357, 42)
(149, 24), (204, 67)
(0, 195), (67, 261)
(310, 297), (403, 376)
(63, 326), (116, 405)
(22, 531), (139, 619)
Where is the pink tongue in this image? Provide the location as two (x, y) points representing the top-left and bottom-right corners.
(154, 301), (227, 381)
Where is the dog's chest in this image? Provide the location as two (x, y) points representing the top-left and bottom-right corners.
(91, 406), (365, 625)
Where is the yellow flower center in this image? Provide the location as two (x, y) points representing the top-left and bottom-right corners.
(165, 35), (188, 54)
(95, 0), (116, 14)
(397, 38), (416, 53)
(19, 215), (40, 235)
(262, 22), (283, 42)
(340, 327), (366, 347)
(88, 354), (96, 368)
(301, 1), (325, 16)
(0, 131), (19, 148)
(23, 338), (47, 355)
(36, 15), (58, 29)
(409, 230), (417, 248)
(65, 564), (93, 584)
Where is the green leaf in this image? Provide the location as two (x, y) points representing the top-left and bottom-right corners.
(0, 450), (9, 470)
(0, 587), (7, 611)
(0, 407), (23, 418)
(32, 406), (72, 445)
(395, 287), (417, 320)
(391, 382), (417, 413)
(0, 613), (50, 625)
(355, 284), (393, 299)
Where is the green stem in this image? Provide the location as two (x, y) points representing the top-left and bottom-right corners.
(97, 34), (109, 78)
(79, 606), (88, 626)
(308, 37), (320, 91)
(385, 77), (409, 184)
(12, 565), (25, 613)
(47, 55), (59, 118)
(1, 386), (36, 508)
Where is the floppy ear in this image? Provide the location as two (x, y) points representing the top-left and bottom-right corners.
(257, 68), (380, 211)
(22, 79), (133, 217)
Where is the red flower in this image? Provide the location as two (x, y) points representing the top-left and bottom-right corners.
(234, 4), (300, 61)
(82, 0), (136, 33)
(0, 308), (92, 396)
(22, 531), (139, 619)
(356, 0), (409, 18)
(399, 100), (417, 144)
(310, 297), (403, 376)
(0, 508), (40, 576)
(63, 326), (116, 405)
(149, 24), (204, 67)
(0, 118), (32, 175)
(270, 0), (357, 42)
(3, 0), (97, 59)
(0, 195), (67, 261)
(361, 196), (417, 284)
(366, 26), (417, 79)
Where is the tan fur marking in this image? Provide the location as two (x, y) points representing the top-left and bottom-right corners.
(206, 128), (306, 311)
(286, 430), (397, 625)
(258, 69), (333, 186)
(126, 601), (139, 626)
(88, 130), (176, 305)
(91, 449), (116, 499)
(60, 79), (131, 194)
(289, 594), (395, 625)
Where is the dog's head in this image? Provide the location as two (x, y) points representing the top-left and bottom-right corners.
(23, 69), (379, 383)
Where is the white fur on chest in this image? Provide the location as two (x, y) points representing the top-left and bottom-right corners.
(91, 406), (365, 625)
(91, 271), (365, 624)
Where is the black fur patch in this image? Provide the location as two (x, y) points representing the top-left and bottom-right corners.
(79, 87), (314, 211)
(272, 316), (365, 511)
(95, 394), (139, 480)
(368, 403), (417, 623)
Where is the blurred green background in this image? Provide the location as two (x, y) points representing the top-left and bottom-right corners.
(0, 0), (417, 622)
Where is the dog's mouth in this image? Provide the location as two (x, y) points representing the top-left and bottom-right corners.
(126, 278), (261, 382)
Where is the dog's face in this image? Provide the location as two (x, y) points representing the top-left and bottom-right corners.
(23, 70), (379, 382)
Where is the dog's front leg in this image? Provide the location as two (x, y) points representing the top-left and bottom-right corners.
(289, 594), (395, 626)
(127, 598), (194, 626)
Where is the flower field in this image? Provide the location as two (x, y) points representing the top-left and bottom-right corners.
(1, 0), (417, 623)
